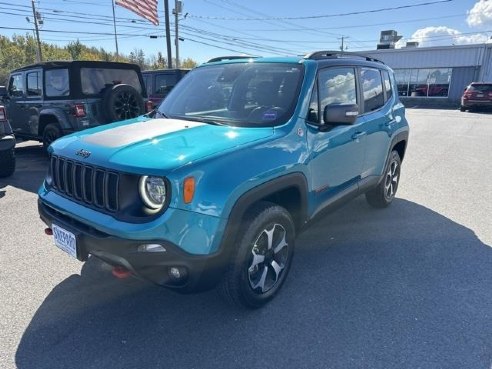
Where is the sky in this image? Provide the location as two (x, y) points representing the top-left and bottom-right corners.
(1, 0), (492, 64)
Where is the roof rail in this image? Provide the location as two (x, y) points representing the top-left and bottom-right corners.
(206, 55), (259, 63)
(304, 51), (385, 65)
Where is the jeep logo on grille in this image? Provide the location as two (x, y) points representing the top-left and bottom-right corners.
(76, 149), (91, 159)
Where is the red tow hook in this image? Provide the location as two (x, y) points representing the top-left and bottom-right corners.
(112, 266), (132, 279)
(45, 228), (53, 235)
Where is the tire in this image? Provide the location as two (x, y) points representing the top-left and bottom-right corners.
(42, 123), (61, 152)
(460, 106), (466, 112)
(365, 150), (401, 208)
(218, 202), (295, 309)
(103, 84), (144, 122)
(0, 148), (15, 178)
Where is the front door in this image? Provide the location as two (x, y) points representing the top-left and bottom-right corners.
(306, 66), (366, 214)
(5, 73), (26, 134)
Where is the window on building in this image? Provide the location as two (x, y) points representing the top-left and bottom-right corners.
(394, 68), (452, 98)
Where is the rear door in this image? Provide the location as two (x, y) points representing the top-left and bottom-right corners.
(358, 67), (394, 179)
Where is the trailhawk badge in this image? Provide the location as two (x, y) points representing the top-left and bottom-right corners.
(75, 149), (91, 159)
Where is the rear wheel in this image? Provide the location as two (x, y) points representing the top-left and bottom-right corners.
(219, 202), (295, 309)
(42, 123), (61, 152)
(0, 148), (15, 178)
(366, 150), (401, 208)
(460, 106), (466, 112)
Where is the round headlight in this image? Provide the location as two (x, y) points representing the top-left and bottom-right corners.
(139, 176), (167, 210)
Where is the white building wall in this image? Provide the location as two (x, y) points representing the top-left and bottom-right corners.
(364, 44), (491, 70)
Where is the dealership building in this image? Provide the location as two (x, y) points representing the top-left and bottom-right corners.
(363, 37), (492, 107)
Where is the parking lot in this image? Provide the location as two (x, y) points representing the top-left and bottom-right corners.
(0, 108), (491, 369)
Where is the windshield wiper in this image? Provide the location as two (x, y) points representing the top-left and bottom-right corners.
(175, 115), (227, 126)
(155, 110), (168, 118)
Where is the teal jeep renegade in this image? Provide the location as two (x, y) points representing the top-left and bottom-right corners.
(38, 52), (409, 308)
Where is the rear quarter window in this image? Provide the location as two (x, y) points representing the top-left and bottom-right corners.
(81, 68), (142, 95)
(361, 68), (384, 112)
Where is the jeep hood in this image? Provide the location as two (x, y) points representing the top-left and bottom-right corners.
(51, 117), (274, 173)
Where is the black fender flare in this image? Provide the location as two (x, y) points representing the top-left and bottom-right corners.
(38, 108), (71, 134)
(219, 172), (309, 255)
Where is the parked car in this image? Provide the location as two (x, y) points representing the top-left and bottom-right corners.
(0, 61), (148, 151)
(461, 82), (492, 111)
(142, 68), (189, 108)
(38, 52), (409, 308)
(0, 105), (15, 178)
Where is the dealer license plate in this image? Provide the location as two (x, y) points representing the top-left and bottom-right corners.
(52, 224), (77, 259)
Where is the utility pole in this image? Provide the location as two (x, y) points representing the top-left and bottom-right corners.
(164, 0), (173, 69)
(338, 36), (349, 53)
(111, 0), (119, 59)
(173, 0), (181, 69)
(31, 0), (42, 62)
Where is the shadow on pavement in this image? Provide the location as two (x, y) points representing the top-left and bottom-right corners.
(0, 142), (47, 195)
(15, 198), (492, 369)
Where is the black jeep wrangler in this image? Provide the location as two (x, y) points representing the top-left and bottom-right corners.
(0, 105), (15, 178)
(0, 61), (148, 150)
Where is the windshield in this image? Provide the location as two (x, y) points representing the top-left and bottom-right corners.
(158, 62), (303, 127)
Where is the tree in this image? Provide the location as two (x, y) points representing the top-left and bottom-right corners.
(67, 39), (83, 60)
(181, 57), (198, 69)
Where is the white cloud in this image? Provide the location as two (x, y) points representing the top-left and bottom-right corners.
(397, 26), (490, 48)
(467, 0), (492, 28)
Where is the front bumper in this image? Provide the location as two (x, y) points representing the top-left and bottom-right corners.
(38, 200), (229, 292)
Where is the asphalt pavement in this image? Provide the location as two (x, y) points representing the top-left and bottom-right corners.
(0, 108), (491, 369)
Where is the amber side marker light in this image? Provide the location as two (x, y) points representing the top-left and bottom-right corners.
(183, 177), (195, 204)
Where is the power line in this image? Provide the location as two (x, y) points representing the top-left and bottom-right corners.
(187, 0), (453, 20)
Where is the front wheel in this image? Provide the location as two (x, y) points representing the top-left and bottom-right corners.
(42, 123), (61, 152)
(219, 202), (295, 309)
(365, 150), (401, 208)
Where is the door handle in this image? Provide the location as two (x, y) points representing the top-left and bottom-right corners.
(351, 132), (366, 141)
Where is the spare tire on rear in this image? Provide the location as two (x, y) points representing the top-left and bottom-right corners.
(103, 84), (144, 122)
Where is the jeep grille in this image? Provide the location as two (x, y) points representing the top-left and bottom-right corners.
(50, 156), (119, 212)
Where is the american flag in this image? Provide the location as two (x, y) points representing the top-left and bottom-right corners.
(115, 0), (159, 25)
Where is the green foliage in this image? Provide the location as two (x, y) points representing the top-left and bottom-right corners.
(0, 34), (198, 85)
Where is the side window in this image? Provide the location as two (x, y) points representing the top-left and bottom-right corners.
(8, 74), (24, 97)
(382, 70), (393, 102)
(318, 67), (357, 117)
(361, 68), (384, 112)
(45, 68), (69, 97)
(307, 81), (319, 123)
(142, 74), (152, 96)
(155, 74), (177, 95)
(26, 71), (42, 97)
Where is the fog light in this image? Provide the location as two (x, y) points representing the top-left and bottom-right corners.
(169, 267), (181, 279)
(137, 244), (167, 253)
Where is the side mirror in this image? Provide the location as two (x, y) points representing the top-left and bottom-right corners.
(323, 104), (359, 125)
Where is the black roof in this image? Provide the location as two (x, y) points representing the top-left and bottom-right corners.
(11, 60), (141, 73)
